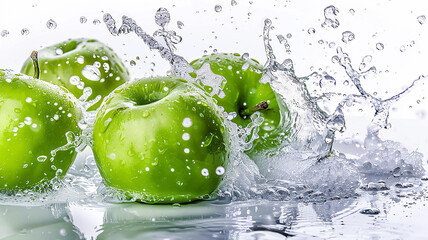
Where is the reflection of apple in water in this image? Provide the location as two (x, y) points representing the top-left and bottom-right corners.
(93, 77), (230, 203)
(191, 53), (292, 158)
(0, 69), (82, 191)
(21, 38), (129, 110)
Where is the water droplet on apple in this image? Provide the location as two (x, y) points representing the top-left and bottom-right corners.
(182, 117), (192, 128)
(37, 155), (47, 162)
(55, 48), (63, 55)
(201, 168), (209, 176)
(69, 76), (80, 85)
(24, 117), (32, 125)
(182, 133), (190, 141)
(145, 167), (150, 171)
(216, 166), (225, 175)
(77, 56), (85, 64)
(82, 65), (101, 81)
(184, 148), (190, 154)
(26, 97), (32, 103)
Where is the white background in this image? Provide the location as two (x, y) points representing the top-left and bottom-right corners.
(0, 0), (427, 155)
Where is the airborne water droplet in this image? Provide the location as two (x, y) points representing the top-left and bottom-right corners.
(376, 43), (384, 50)
(214, 5), (223, 12)
(46, 19), (57, 29)
(231, 0), (237, 6)
(341, 31), (355, 43)
(130, 60), (136, 66)
(80, 16), (87, 24)
(1, 30), (9, 37)
(21, 28), (30, 36)
(77, 56), (84, 64)
(417, 15), (426, 25)
(307, 28), (316, 34)
(155, 8), (170, 28)
(177, 21), (184, 29)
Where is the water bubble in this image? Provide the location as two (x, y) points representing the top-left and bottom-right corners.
(201, 168), (209, 176)
(216, 166), (225, 175)
(37, 155), (47, 162)
(417, 15), (426, 25)
(376, 43), (384, 50)
(215, 5), (223, 13)
(182, 118), (192, 128)
(155, 7), (170, 28)
(1, 30), (9, 37)
(81, 65), (101, 81)
(231, 0), (237, 6)
(177, 21), (184, 29)
(341, 31), (355, 43)
(130, 60), (136, 66)
(21, 28), (30, 36)
(46, 19), (57, 29)
(77, 56), (84, 64)
(93, 19), (101, 25)
(80, 16), (87, 24)
(55, 48), (63, 55)
(182, 133), (190, 141)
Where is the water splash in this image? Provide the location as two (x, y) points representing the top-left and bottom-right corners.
(321, 5), (340, 29)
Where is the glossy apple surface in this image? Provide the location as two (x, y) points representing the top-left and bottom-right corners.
(93, 77), (230, 203)
(0, 69), (82, 191)
(191, 53), (291, 158)
(21, 38), (130, 111)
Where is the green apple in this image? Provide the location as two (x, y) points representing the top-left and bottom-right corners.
(21, 38), (130, 111)
(190, 53), (291, 158)
(0, 69), (82, 192)
(92, 77), (230, 203)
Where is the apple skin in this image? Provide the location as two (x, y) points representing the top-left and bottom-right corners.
(0, 69), (82, 191)
(190, 53), (291, 158)
(21, 38), (130, 111)
(92, 77), (230, 203)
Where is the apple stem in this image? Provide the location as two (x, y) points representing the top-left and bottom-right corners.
(240, 101), (269, 116)
(30, 50), (40, 79)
